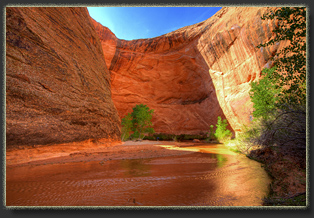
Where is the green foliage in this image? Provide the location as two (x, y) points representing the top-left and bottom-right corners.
(121, 113), (133, 141)
(214, 116), (232, 142)
(131, 104), (155, 140)
(257, 7), (306, 106)
(246, 7), (307, 148)
(121, 104), (155, 141)
(224, 122), (263, 154)
(249, 67), (282, 120)
(243, 7), (307, 152)
(206, 125), (217, 142)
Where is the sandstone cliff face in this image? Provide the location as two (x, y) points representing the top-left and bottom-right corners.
(198, 7), (285, 132)
(94, 7), (284, 134)
(6, 7), (121, 147)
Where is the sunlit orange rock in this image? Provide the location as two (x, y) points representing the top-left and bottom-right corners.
(93, 7), (284, 134)
(6, 7), (121, 147)
(6, 7), (285, 149)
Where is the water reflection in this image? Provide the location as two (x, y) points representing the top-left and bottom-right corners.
(6, 143), (270, 206)
(207, 153), (227, 168)
(120, 159), (151, 177)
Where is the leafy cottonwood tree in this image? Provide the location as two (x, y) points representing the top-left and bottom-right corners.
(248, 7), (306, 150)
(121, 104), (155, 141)
(257, 7), (306, 106)
(131, 104), (155, 140)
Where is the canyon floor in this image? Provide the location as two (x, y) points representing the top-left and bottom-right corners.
(6, 140), (195, 168)
(6, 140), (272, 207)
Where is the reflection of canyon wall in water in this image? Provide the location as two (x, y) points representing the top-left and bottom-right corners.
(93, 7), (285, 134)
(6, 7), (121, 147)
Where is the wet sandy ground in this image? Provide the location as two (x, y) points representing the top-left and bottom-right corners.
(6, 140), (190, 167)
(6, 140), (271, 207)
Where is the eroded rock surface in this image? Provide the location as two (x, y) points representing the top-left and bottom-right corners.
(6, 7), (285, 148)
(93, 7), (284, 134)
(6, 7), (121, 147)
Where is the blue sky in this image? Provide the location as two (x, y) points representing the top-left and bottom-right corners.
(87, 7), (222, 40)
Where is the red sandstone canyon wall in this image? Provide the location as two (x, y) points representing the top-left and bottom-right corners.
(6, 7), (285, 148)
(6, 7), (121, 147)
(93, 7), (284, 134)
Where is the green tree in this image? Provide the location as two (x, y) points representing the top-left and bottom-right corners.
(121, 104), (155, 141)
(244, 7), (306, 150)
(249, 67), (282, 120)
(131, 104), (155, 140)
(121, 113), (133, 141)
(214, 116), (232, 142)
(257, 7), (306, 106)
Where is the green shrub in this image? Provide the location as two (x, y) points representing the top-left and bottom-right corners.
(121, 104), (155, 141)
(249, 67), (281, 121)
(224, 122), (262, 154)
(214, 116), (232, 142)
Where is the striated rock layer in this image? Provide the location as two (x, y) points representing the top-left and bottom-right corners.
(6, 7), (121, 147)
(93, 7), (285, 134)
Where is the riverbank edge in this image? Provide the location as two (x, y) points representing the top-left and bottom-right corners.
(224, 142), (307, 207)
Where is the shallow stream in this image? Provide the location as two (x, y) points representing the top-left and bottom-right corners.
(6, 143), (270, 206)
